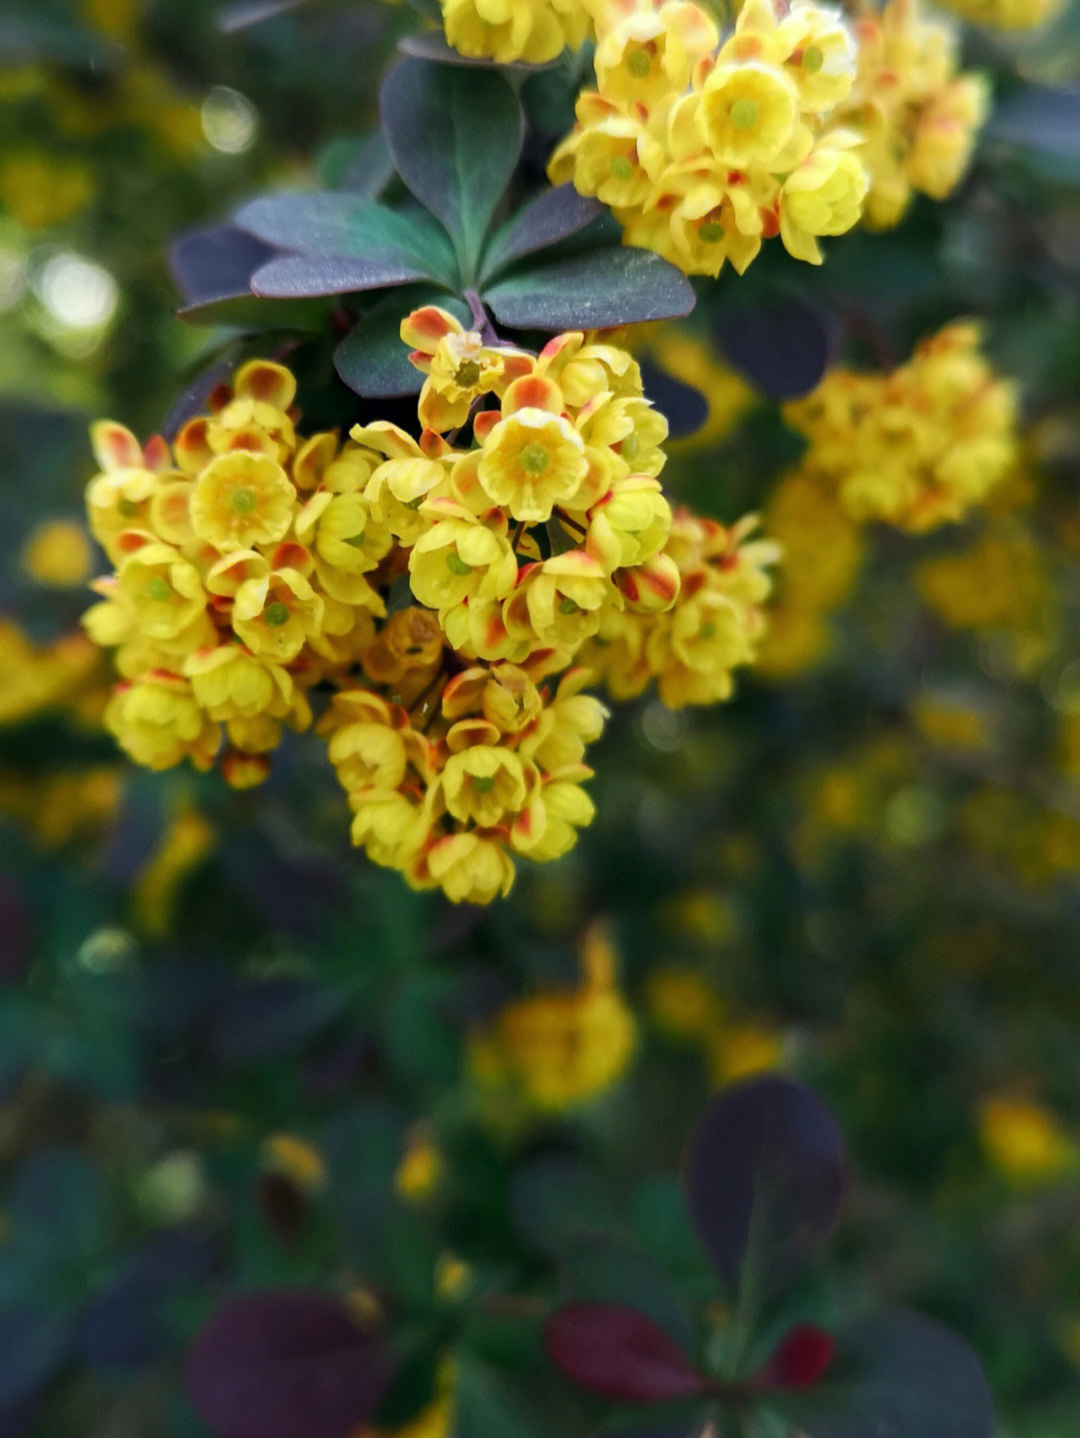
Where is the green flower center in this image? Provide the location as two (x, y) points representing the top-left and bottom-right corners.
(610, 156), (634, 180)
(698, 621), (717, 639)
(730, 98), (760, 131)
(472, 775), (496, 793)
(521, 443), (551, 475)
(455, 359), (482, 388)
(231, 486), (257, 514)
(626, 49), (652, 78)
(343, 533), (367, 548)
(118, 498), (140, 517)
(558, 597), (580, 615)
(622, 432), (641, 459)
(147, 576), (172, 602)
(803, 45), (824, 73)
(264, 601), (291, 627)
(698, 221), (725, 243)
(446, 553), (473, 576)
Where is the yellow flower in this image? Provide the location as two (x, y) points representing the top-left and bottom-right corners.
(408, 500), (518, 612)
(184, 645), (293, 722)
(351, 787), (433, 870)
(104, 673), (219, 772)
(440, 745), (537, 829)
(113, 541), (206, 644)
(697, 62), (801, 169)
(473, 921), (636, 1105)
(978, 1096), (1077, 1183)
(232, 567), (324, 661)
(440, 0), (589, 64)
(20, 520), (94, 588)
(190, 451), (296, 552)
(403, 307), (532, 433)
(423, 829), (517, 903)
(594, 4), (720, 113)
(779, 140), (868, 264)
(478, 409), (589, 523)
(506, 552), (615, 652)
(775, 0), (858, 110)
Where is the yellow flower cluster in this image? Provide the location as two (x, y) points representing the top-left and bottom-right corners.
(440, 0), (595, 62)
(782, 323), (1019, 532)
(83, 314), (776, 901)
(83, 360), (388, 787)
(827, 0), (990, 228)
(549, 0), (869, 276)
(578, 507), (779, 705)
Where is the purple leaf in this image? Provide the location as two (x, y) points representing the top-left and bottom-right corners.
(251, 251), (435, 299)
(185, 1290), (397, 1438)
(169, 226), (275, 308)
(716, 295), (830, 399)
(485, 245), (695, 330)
(479, 185), (603, 280)
(682, 1075), (847, 1302)
(774, 1308), (995, 1438)
(545, 1303), (707, 1403)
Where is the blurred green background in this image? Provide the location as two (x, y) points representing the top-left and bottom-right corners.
(2, 1), (1080, 1434)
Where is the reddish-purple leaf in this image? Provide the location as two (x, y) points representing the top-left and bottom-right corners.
(683, 1075), (847, 1303)
(185, 1289), (396, 1438)
(746, 1324), (837, 1392)
(545, 1303), (707, 1403)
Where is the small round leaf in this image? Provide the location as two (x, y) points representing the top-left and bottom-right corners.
(682, 1075), (847, 1302)
(185, 1289), (396, 1438)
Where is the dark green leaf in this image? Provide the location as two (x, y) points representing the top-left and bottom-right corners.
(379, 58), (523, 281)
(334, 290), (471, 398)
(485, 246), (695, 330)
(480, 185), (604, 283)
(234, 193), (457, 283)
(510, 1153), (623, 1257)
(774, 1309), (995, 1438)
(317, 130), (396, 196)
(251, 251), (437, 298)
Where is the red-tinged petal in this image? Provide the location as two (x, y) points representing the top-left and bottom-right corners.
(502, 373), (564, 417)
(91, 420), (143, 471)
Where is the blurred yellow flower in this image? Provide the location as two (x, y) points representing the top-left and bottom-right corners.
(977, 1096), (1078, 1182)
(470, 920), (637, 1107)
(20, 519), (94, 588)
